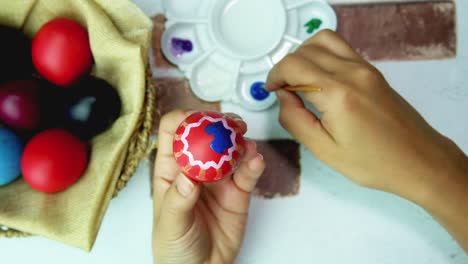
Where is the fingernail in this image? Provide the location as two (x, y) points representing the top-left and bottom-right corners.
(226, 112), (243, 121)
(184, 110), (197, 116)
(248, 154), (264, 171)
(176, 175), (194, 197)
(258, 153), (264, 160)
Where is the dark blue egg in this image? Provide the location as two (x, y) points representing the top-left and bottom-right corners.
(58, 76), (121, 140)
(0, 127), (23, 186)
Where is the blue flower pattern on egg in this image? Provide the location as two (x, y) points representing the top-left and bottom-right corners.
(205, 121), (233, 154)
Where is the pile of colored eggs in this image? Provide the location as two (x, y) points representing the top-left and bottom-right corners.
(0, 18), (121, 193)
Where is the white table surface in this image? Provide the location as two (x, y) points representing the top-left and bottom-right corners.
(2, 0), (467, 263)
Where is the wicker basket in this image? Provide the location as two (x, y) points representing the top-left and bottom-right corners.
(0, 72), (155, 237)
(0, 0), (154, 251)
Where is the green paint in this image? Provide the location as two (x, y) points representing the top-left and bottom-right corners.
(304, 18), (322, 34)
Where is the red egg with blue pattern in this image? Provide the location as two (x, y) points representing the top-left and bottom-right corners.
(173, 111), (246, 183)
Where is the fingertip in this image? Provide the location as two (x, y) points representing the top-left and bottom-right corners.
(265, 81), (279, 91)
(232, 152), (265, 193)
(225, 112), (248, 135)
(159, 110), (191, 133)
(243, 139), (258, 157)
(265, 65), (285, 91)
(248, 153), (265, 172)
(235, 120), (248, 135)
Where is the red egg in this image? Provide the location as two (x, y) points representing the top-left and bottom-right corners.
(0, 80), (41, 130)
(173, 111), (246, 183)
(32, 18), (93, 87)
(21, 129), (88, 193)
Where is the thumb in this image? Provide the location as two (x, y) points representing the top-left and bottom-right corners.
(276, 89), (335, 153)
(157, 173), (201, 240)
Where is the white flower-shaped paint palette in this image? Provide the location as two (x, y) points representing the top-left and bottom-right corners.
(161, 0), (337, 111)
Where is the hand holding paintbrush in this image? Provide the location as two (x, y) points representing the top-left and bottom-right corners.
(265, 29), (468, 253)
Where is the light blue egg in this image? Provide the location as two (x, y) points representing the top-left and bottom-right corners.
(0, 128), (23, 186)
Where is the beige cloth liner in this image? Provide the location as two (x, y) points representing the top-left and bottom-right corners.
(0, 0), (152, 251)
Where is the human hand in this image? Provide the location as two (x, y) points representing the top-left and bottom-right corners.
(266, 30), (467, 205)
(152, 110), (265, 264)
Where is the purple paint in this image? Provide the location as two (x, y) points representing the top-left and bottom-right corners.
(171, 37), (193, 57)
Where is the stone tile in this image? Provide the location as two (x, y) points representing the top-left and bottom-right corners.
(334, 1), (456, 61)
(254, 140), (301, 198)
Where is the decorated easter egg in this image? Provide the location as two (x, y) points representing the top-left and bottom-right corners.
(0, 79), (41, 130)
(57, 76), (121, 140)
(21, 129), (88, 193)
(0, 128), (23, 186)
(173, 111), (246, 182)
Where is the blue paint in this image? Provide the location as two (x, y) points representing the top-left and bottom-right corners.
(0, 128), (23, 186)
(171, 37), (193, 57)
(205, 121), (233, 154)
(250, 82), (270, 101)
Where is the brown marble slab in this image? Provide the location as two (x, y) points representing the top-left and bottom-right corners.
(334, 1), (457, 60)
(152, 1), (457, 64)
(151, 15), (174, 69)
(253, 140), (301, 198)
